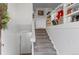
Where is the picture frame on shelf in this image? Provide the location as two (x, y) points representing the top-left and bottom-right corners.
(38, 10), (44, 16)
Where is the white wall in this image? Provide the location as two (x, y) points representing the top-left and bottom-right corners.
(34, 8), (52, 29)
(1, 3), (33, 55)
(16, 3), (33, 54)
(47, 22), (79, 55)
(1, 4), (20, 55)
(15, 3), (32, 25)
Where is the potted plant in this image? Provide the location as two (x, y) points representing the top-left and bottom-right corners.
(0, 3), (10, 29)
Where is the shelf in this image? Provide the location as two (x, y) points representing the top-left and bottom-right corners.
(47, 21), (79, 29)
(67, 3), (76, 9)
(66, 10), (79, 17)
(51, 3), (79, 25)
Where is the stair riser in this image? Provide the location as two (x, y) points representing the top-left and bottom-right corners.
(34, 52), (57, 54)
(34, 43), (54, 47)
(36, 40), (51, 43)
(36, 36), (49, 38)
(35, 33), (48, 36)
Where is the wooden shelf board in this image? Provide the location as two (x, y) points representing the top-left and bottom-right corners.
(67, 3), (76, 9)
(66, 10), (79, 17)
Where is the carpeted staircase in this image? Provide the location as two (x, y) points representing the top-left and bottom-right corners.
(34, 29), (57, 55)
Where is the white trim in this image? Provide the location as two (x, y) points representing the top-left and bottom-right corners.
(32, 42), (34, 55)
(46, 28), (58, 55)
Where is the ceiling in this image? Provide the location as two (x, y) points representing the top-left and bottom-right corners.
(33, 3), (61, 10)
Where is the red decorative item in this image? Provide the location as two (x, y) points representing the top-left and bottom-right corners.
(59, 10), (63, 16)
(56, 14), (60, 20)
(56, 9), (64, 21)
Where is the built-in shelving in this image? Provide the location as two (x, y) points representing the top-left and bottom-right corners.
(51, 3), (79, 25)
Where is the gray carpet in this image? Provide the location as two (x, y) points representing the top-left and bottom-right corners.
(34, 29), (57, 55)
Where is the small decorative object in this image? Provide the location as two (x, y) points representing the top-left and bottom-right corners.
(71, 15), (79, 22)
(47, 15), (51, 18)
(71, 15), (76, 22)
(0, 3), (10, 29)
(47, 11), (51, 15)
(76, 15), (79, 21)
(56, 9), (64, 24)
(52, 20), (58, 25)
(67, 8), (72, 14)
(47, 15), (52, 26)
(38, 10), (44, 16)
